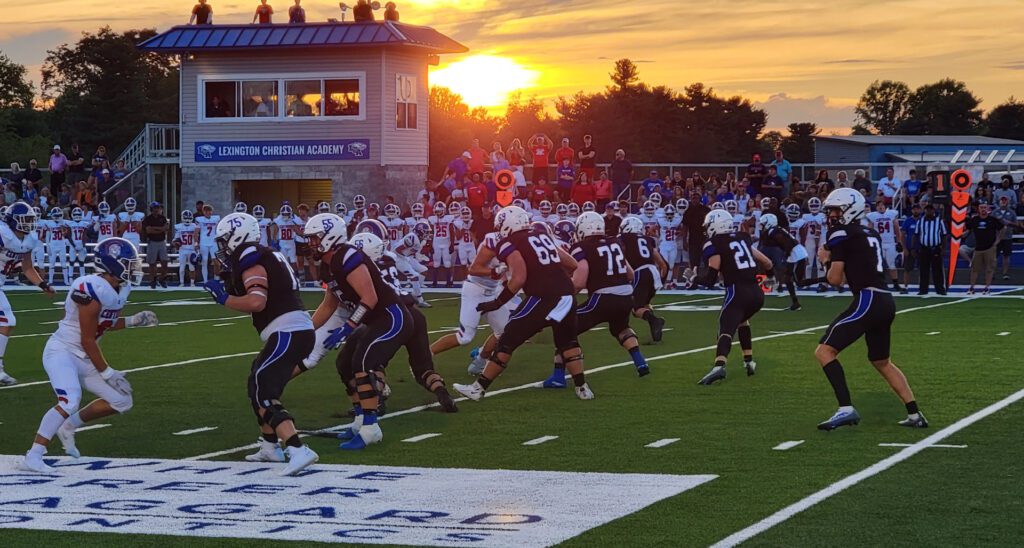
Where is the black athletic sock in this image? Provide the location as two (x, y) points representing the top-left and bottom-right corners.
(786, 279), (797, 301)
(737, 324), (752, 352)
(642, 310), (656, 323)
(905, 401), (919, 415)
(477, 375), (494, 390)
(892, 278), (902, 290)
(713, 358), (726, 369)
(284, 434), (302, 448)
(822, 359), (852, 407)
(571, 373), (586, 387)
(743, 355), (753, 363)
(262, 432), (279, 444)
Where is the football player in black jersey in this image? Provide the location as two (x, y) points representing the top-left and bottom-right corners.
(618, 216), (668, 342)
(349, 231), (458, 413)
(453, 205), (595, 401)
(758, 213), (806, 311)
(693, 210), (775, 385)
(814, 188), (927, 431)
(540, 211), (650, 388)
(304, 213), (416, 450)
(203, 213), (319, 476)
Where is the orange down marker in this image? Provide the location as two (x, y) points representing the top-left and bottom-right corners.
(947, 169), (972, 288)
(495, 170), (515, 207)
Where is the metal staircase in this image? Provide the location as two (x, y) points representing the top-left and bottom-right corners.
(106, 124), (181, 214)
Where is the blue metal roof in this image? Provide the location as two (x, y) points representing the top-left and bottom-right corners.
(138, 21), (467, 54)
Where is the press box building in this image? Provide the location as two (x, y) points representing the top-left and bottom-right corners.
(138, 21), (466, 214)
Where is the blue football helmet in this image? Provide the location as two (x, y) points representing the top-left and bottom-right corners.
(5, 202), (38, 233)
(354, 218), (388, 242)
(413, 221), (431, 240)
(531, 221), (553, 237)
(94, 237), (143, 286)
(553, 220), (575, 243)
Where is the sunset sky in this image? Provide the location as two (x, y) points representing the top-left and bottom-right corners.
(4, 0), (1024, 132)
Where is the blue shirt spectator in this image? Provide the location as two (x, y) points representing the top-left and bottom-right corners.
(641, 170), (663, 195)
(903, 171), (923, 200)
(901, 206), (921, 248)
(446, 153), (469, 183)
(771, 150), (792, 188)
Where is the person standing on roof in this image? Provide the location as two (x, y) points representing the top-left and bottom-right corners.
(253, 0), (273, 24)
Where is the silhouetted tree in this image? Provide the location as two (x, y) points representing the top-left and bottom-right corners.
(853, 80), (911, 135)
(985, 98), (1024, 141)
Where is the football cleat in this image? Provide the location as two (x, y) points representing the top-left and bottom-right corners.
(817, 407), (861, 431)
(467, 347), (486, 376)
(698, 365), (727, 385)
(435, 388), (459, 413)
(244, 439), (286, 462)
(575, 383), (595, 400)
(649, 316), (665, 342)
(57, 423), (81, 458)
(636, 363), (651, 377)
(19, 453), (55, 474)
(453, 382), (484, 401)
(280, 445), (319, 475)
(787, 303), (802, 311)
(0, 371), (17, 386)
(417, 298), (433, 309)
(339, 424), (383, 450)
(898, 412), (929, 428)
(744, 360), (757, 377)
(541, 371), (566, 389)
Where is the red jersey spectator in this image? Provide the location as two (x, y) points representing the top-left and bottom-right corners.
(466, 174), (487, 210)
(553, 137), (575, 168)
(508, 138), (526, 169)
(594, 170), (612, 208)
(571, 172), (597, 206)
(252, 0), (272, 23)
(468, 138), (487, 175)
(528, 133), (553, 184)
(528, 181), (549, 207)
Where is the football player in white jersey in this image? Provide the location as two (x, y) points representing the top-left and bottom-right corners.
(116, 197), (144, 248)
(293, 203), (313, 281)
(67, 207), (91, 279)
(566, 202), (581, 224)
(582, 201), (597, 214)
(94, 201), (117, 243)
(802, 197), (827, 285)
(786, 203), (806, 242)
(638, 201), (660, 235)
(174, 210), (200, 286)
(648, 191), (665, 219)
(406, 203), (425, 232)
(431, 229), (515, 375)
(195, 204), (221, 282)
(20, 237), (158, 471)
(394, 221), (431, 308)
(348, 194), (368, 226)
(865, 200), (903, 291)
(674, 198), (690, 280)
(532, 200), (557, 225)
(45, 207), (71, 286)
(429, 202), (454, 287)
(234, 201), (248, 214)
(335, 202), (350, 224)
(658, 204), (682, 287)
(453, 206), (477, 272)
(316, 201), (331, 215)
(31, 207), (47, 277)
(726, 200), (745, 234)
(555, 203), (569, 222)
(253, 205), (272, 246)
(0, 203), (55, 386)
(273, 204), (299, 270)
(382, 203), (405, 245)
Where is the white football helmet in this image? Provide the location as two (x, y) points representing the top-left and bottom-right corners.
(760, 197), (772, 210)
(280, 204), (293, 219)
(676, 198), (689, 212)
(663, 204), (676, 220)
(556, 203), (569, 218)
(71, 207), (84, 222)
(448, 202), (462, 216)
(539, 200), (552, 215)
(807, 196), (822, 214)
(182, 210), (194, 223)
(350, 232), (385, 262)
(124, 197), (137, 213)
(234, 201), (248, 213)
(642, 201), (656, 216)
(304, 213), (348, 256)
(335, 202), (348, 216)
(567, 202), (581, 217)
(252, 205), (265, 220)
(317, 201), (331, 214)
(411, 203), (424, 218)
(353, 194), (366, 209)
(582, 201), (596, 213)
(512, 198), (526, 209)
(98, 201), (111, 216)
(759, 213), (779, 231)
(494, 205), (530, 237)
(50, 207), (64, 220)
(823, 188), (866, 225)
(384, 203), (400, 219)
(711, 202), (725, 211)
(704, 209), (734, 237)
(619, 215), (644, 234)
(785, 203), (802, 221)
(433, 202), (446, 216)
(214, 213), (260, 259)
(649, 192), (662, 207)
(575, 211), (605, 240)
(461, 207), (472, 222)
(725, 200), (738, 214)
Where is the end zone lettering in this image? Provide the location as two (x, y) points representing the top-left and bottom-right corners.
(0, 456), (715, 547)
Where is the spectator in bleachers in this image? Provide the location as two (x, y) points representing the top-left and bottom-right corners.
(578, 134), (596, 182)
(571, 171), (596, 206)
(97, 169), (114, 197)
(878, 167), (899, 205)
(288, 0), (305, 22)
(75, 181), (95, 209)
(771, 150), (792, 192)
(745, 153), (767, 196)
(88, 146), (108, 187)
(491, 150), (510, 174)
(554, 137), (574, 168)
(465, 173), (487, 215)
(852, 169), (872, 196)
(446, 151), (469, 185)
(58, 183), (73, 208)
(528, 133), (553, 184)
(556, 157), (575, 197)
(7, 162), (23, 195)
(189, 0), (214, 24)
(507, 138), (526, 171)
(24, 159), (42, 190)
(835, 170), (850, 188)
(22, 180), (38, 205)
(994, 175), (1017, 209)
(641, 170), (661, 196)
(609, 149), (632, 204)
(594, 171), (611, 209)
(901, 169), (924, 210)
(489, 141), (504, 165)
(48, 145), (68, 196)
(3, 183), (15, 204)
(762, 165), (784, 200)
(67, 144), (86, 184)
(416, 179), (437, 207)
(38, 187), (53, 210)
(252, 0), (273, 24)
(814, 169), (832, 189)
(467, 138), (487, 176)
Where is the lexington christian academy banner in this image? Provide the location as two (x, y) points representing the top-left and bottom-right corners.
(194, 139), (370, 162)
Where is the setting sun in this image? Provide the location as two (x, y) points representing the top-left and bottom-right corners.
(430, 54), (539, 110)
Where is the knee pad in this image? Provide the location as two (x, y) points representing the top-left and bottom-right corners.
(418, 370), (446, 392)
(57, 393), (81, 417)
(715, 333), (733, 357)
(456, 327), (475, 346)
(355, 373), (378, 402)
(738, 324), (752, 350)
(616, 329), (638, 347)
(109, 393), (133, 414)
(559, 344), (583, 364)
(489, 351), (510, 370)
(264, 400), (293, 429)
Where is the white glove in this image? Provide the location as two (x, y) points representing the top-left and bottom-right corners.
(99, 367), (133, 396)
(126, 310), (159, 328)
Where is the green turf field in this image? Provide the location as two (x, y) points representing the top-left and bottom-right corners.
(0, 289), (1022, 547)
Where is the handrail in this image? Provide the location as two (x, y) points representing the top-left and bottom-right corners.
(100, 163), (147, 202)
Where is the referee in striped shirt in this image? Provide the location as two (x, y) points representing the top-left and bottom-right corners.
(913, 204), (947, 295)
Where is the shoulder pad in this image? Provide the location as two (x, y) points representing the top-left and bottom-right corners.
(237, 245), (260, 270)
(70, 281), (99, 305)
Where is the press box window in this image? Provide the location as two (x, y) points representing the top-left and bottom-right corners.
(205, 81), (238, 118)
(285, 80), (322, 117)
(396, 74), (417, 129)
(242, 80), (278, 117)
(325, 79), (360, 117)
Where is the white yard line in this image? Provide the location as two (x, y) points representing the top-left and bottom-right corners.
(645, 438), (681, 448)
(997, 332), (1011, 336)
(522, 435), (559, 446)
(772, 440), (805, 451)
(402, 433), (443, 443)
(0, 352), (259, 391)
(878, 442), (967, 449)
(213, 323), (234, 327)
(925, 331), (941, 336)
(174, 426), (219, 436)
(187, 296), (976, 461)
(76, 423), (112, 432)
(711, 387), (1024, 548)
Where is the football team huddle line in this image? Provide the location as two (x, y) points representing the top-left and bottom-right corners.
(11, 187), (927, 477)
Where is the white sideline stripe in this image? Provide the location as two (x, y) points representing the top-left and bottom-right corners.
(13, 298), (192, 314)
(0, 352), (259, 391)
(523, 435), (559, 446)
(13, 314), (252, 338)
(213, 323), (234, 327)
(926, 331), (941, 336)
(878, 442), (967, 449)
(174, 426), (219, 436)
(772, 440), (804, 451)
(711, 387), (1024, 548)
(401, 433), (442, 443)
(997, 331), (1011, 336)
(188, 296), (977, 461)
(76, 423), (112, 432)
(645, 438), (680, 448)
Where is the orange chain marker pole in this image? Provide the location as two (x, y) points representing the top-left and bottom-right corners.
(495, 169), (515, 207)
(947, 169), (972, 289)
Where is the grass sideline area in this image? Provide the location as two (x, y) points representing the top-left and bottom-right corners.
(0, 289), (1022, 546)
